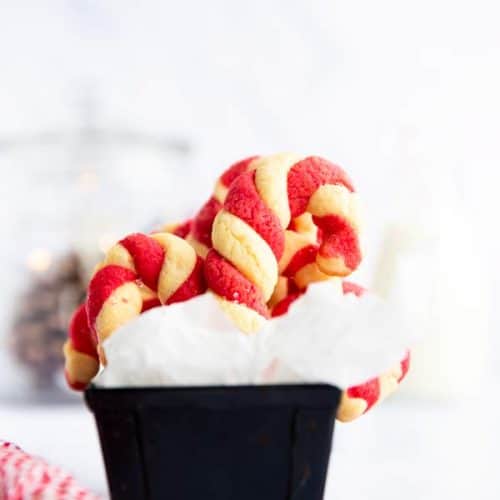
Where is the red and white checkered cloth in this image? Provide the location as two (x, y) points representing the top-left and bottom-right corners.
(0, 441), (101, 500)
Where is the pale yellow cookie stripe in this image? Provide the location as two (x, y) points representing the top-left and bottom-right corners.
(291, 213), (317, 236)
(279, 229), (317, 274)
(151, 233), (198, 304)
(253, 152), (303, 228)
(336, 394), (368, 423)
(378, 363), (404, 400)
(267, 276), (290, 309)
(63, 340), (100, 385)
(307, 184), (361, 231)
(102, 242), (136, 270)
(186, 233), (210, 259)
(212, 210), (278, 302)
(95, 282), (143, 348)
(315, 255), (352, 277)
(216, 297), (266, 334)
(294, 263), (333, 289)
(94, 242), (158, 305)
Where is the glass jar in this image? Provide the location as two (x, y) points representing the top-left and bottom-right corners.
(0, 109), (192, 403)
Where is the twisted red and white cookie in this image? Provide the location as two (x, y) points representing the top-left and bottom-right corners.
(336, 351), (410, 422)
(63, 303), (99, 390)
(87, 232), (206, 352)
(337, 281), (410, 422)
(270, 280), (411, 422)
(64, 232), (206, 390)
(164, 154), (356, 318)
(65, 153), (362, 387)
(206, 153), (362, 332)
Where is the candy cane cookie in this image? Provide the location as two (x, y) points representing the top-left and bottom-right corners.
(206, 153), (362, 332)
(165, 154), (347, 302)
(288, 156), (362, 275)
(86, 232), (206, 357)
(205, 153), (298, 332)
(64, 232), (205, 390)
(63, 303), (99, 391)
(336, 351), (410, 422)
(337, 282), (410, 422)
(270, 280), (410, 422)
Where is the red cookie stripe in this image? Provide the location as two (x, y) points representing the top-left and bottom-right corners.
(64, 374), (88, 392)
(119, 233), (165, 290)
(68, 304), (98, 358)
(86, 265), (137, 331)
(346, 377), (381, 413)
(172, 219), (192, 239)
(314, 215), (362, 270)
(272, 278), (365, 317)
(166, 256), (207, 305)
(191, 197), (223, 248)
(342, 281), (366, 297)
(224, 171), (285, 259)
(282, 244), (318, 278)
(288, 218), (300, 232)
(271, 290), (304, 318)
(287, 156), (354, 217)
(398, 351), (411, 383)
(141, 297), (162, 312)
(204, 250), (270, 318)
(219, 156), (259, 188)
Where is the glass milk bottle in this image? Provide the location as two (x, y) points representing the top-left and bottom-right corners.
(372, 157), (488, 400)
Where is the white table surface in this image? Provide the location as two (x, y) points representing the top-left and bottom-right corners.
(2, 395), (498, 500)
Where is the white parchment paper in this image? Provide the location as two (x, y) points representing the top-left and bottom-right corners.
(95, 281), (416, 389)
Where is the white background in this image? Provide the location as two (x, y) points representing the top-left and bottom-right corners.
(0, 1), (499, 498)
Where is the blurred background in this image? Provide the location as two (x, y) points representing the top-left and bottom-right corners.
(0, 1), (498, 498)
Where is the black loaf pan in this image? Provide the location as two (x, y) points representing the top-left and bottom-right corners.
(85, 384), (341, 500)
